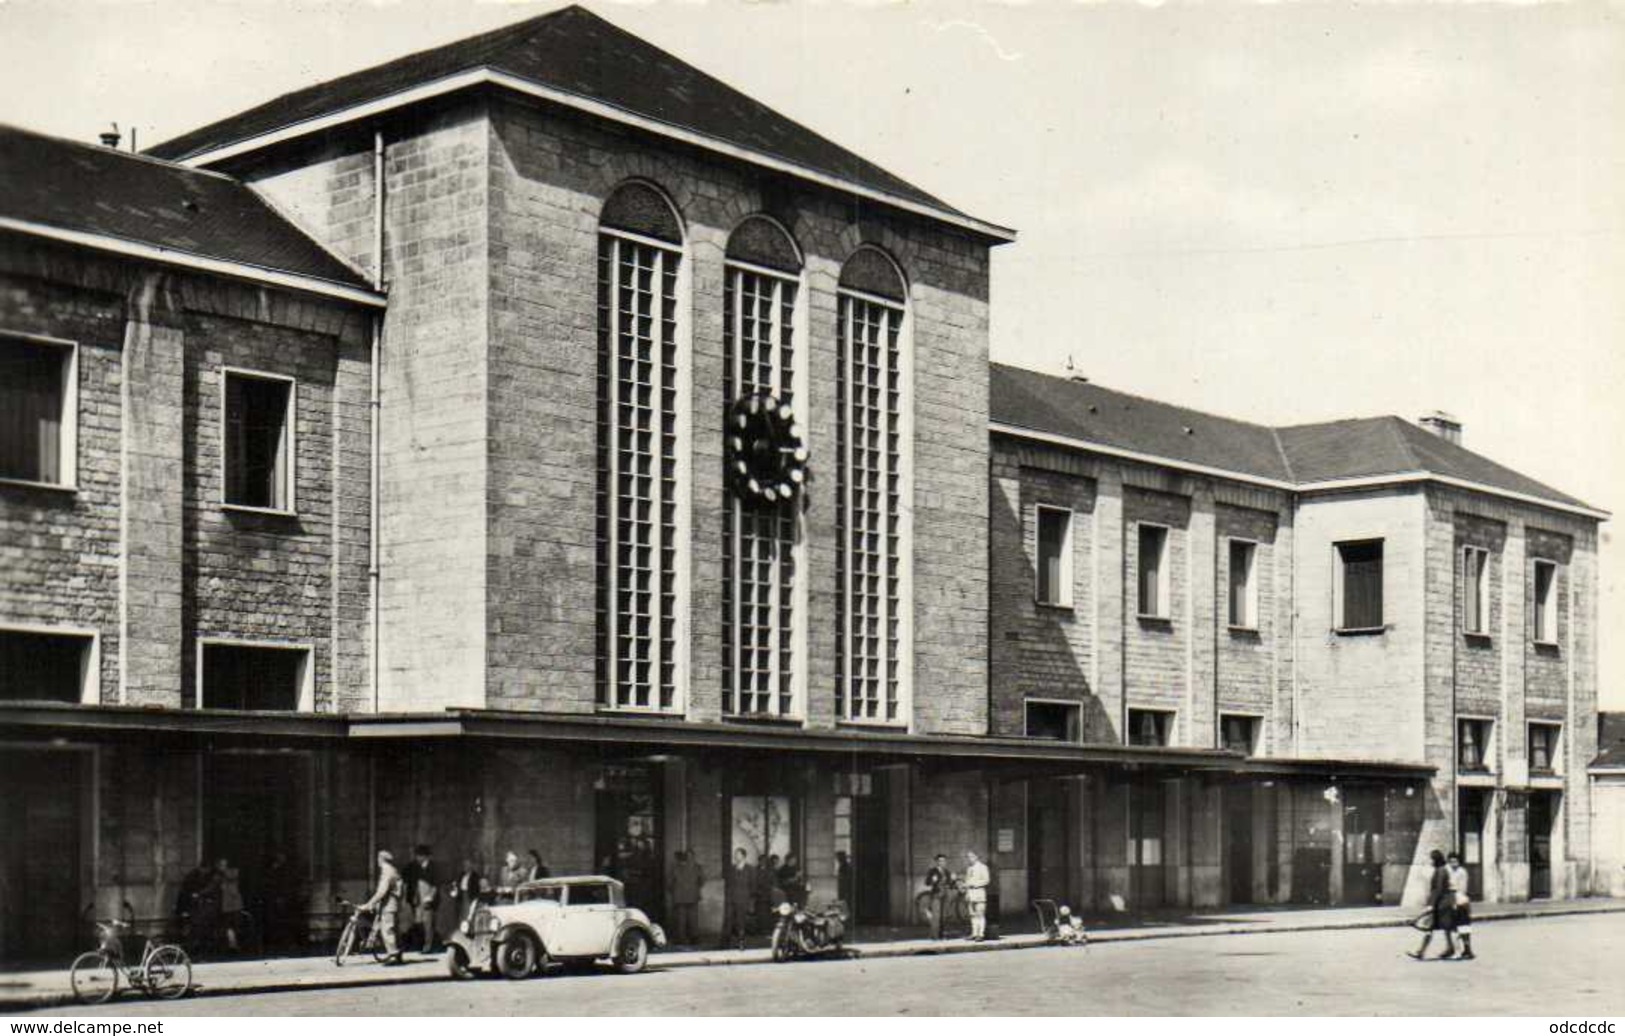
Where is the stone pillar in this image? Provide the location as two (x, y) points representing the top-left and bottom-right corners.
(1094, 468), (1125, 740)
(1188, 484), (1217, 747)
(119, 276), (185, 707)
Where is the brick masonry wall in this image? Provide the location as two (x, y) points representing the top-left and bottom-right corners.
(1214, 502), (1280, 723)
(1293, 487), (1428, 763)
(1, 242), (373, 712)
(0, 269), (125, 701)
(988, 441), (1101, 738)
(1122, 485), (1191, 731)
(182, 311), (340, 707)
(483, 98), (992, 731)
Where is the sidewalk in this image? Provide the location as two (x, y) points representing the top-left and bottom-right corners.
(5, 897), (1621, 1012)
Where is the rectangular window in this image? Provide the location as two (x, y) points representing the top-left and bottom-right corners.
(1528, 723), (1560, 774)
(596, 232), (681, 712)
(1457, 718), (1491, 772)
(1035, 506), (1073, 607)
(200, 643), (308, 711)
(1533, 560), (1558, 644)
(1220, 714), (1259, 755)
(722, 264), (799, 718)
(1137, 524), (1170, 619)
(835, 291), (905, 724)
(223, 371), (294, 511)
(1462, 546), (1490, 635)
(0, 335), (76, 486)
(1335, 539), (1384, 630)
(1127, 708), (1174, 747)
(1228, 539), (1258, 628)
(0, 628), (93, 703)
(1025, 700), (1081, 742)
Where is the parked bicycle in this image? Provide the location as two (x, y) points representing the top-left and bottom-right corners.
(332, 898), (388, 966)
(70, 914), (192, 1005)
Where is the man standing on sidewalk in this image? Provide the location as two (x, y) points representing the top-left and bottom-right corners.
(964, 850), (990, 942)
(667, 849), (704, 948)
(922, 853), (951, 940)
(363, 849), (405, 965)
(404, 844), (440, 954)
(722, 848), (755, 950)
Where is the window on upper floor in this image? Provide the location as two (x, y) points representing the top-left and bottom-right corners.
(1035, 506), (1073, 608)
(223, 370), (295, 512)
(200, 642), (309, 711)
(722, 216), (804, 720)
(0, 334), (77, 487)
(1026, 699), (1081, 742)
(835, 246), (910, 726)
(1220, 714), (1259, 755)
(1334, 539), (1384, 631)
(596, 181), (686, 714)
(0, 628), (94, 704)
(1457, 718), (1492, 772)
(1228, 539), (1258, 629)
(1528, 722), (1560, 774)
(1532, 559), (1558, 645)
(1127, 708), (1174, 747)
(1137, 524), (1171, 619)
(1462, 545), (1490, 636)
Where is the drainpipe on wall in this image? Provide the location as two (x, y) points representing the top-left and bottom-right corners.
(369, 131), (385, 714)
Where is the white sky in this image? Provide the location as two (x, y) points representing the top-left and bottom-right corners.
(2, 0), (1619, 709)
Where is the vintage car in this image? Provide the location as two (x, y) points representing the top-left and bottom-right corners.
(445, 875), (666, 979)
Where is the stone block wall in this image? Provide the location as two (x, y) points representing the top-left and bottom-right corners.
(482, 98), (993, 732)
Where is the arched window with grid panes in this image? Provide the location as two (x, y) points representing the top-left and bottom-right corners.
(835, 247), (909, 726)
(596, 181), (686, 712)
(721, 216), (805, 718)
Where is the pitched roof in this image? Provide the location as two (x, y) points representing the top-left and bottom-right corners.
(0, 123), (373, 296)
(990, 363), (1292, 483)
(990, 363), (1602, 515)
(146, 6), (1004, 238)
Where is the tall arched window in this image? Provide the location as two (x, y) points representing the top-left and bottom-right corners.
(722, 217), (803, 718)
(597, 182), (685, 712)
(836, 247), (909, 725)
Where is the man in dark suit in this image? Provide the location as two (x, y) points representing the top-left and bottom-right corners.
(722, 848), (756, 950)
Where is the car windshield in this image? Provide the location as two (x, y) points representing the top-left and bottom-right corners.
(514, 884), (563, 904)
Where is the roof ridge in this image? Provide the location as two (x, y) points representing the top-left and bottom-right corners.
(2, 121), (239, 183)
(1269, 426), (1295, 482)
(994, 361), (1273, 432)
(1382, 414), (1424, 472)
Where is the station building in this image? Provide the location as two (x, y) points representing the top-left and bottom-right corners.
(0, 5), (1606, 964)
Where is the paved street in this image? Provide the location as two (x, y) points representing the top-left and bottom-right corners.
(31, 913), (1625, 1016)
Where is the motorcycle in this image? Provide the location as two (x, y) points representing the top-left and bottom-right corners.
(769, 899), (848, 961)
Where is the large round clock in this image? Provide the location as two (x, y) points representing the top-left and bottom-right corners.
(726, 392), (808, 506)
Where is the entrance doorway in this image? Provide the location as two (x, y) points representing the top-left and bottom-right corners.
(595, 762), (663, 915)
(1027, 780), (1070, 904)
(1458, 789), (1490, 900)
(1128, 782), (1167, 909)
(1224, 784), (1254, 905)
(852, 795), (890, 924)
(1341, 786), (1385, 904)
(202, 753), (311, 947)
(0, 748), (87, 964)
(1528, 792), (1558, 899)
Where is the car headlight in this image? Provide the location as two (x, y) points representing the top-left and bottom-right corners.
(777, 902), (794, 917)
(794, 912), (806, 923)
(651, 924), (668, 948)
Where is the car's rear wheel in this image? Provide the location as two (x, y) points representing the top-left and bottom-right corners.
(615, 929), (650, 974)
(495, 933), (539, 980)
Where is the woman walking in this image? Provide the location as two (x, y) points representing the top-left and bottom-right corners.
(1408, 849), (1456, 960)
(1445, 851), (1476, 960)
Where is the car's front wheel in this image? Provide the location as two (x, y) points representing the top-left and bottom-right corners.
(445, 945), (474, 980)
(614, 929), (649, 974)
(495, 933), (539, 980)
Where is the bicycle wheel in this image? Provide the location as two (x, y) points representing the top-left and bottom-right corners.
(70, 951), (118, 1005)
(334, 917), (358, 966)
(367, 919), (389, 962)
(144, 945), (192, 1000)
(913, 890), (934, 925)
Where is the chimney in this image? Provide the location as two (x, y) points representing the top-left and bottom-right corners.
(98, 123), (121, 149)
(1419, 410), (1462, 446)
